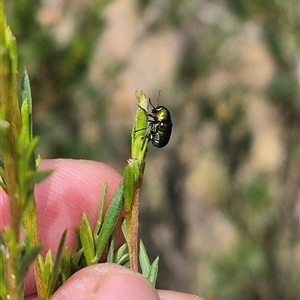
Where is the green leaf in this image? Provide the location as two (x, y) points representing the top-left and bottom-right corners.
(74, 227), (82, 249)
(94, 180), (108, 236)
(37, 254), (45, 273)
(20, 99), (31, 145)
(35, 154), (42, 167)
(123, 166), (134, 213)
(21, 71), (33, 140)
(132, 91), (149, 159)
(0, 166), (7, 192)
(60, 248), (70, 284)
(93, 180), (123, 262)
(47, 229), (67, 297)
(0, 234), (8, 298)
(139, 240), (151, 277)
(79, 213), (95, 265)
(17, 243), (43, 287)
(71, 248), (84, 271)
(42, 251), (53, 286)
(114, 243), (129, 265)
(33, 169), (53, 184)
(4, 228), (18, 258)
(21, 135), (39, 170)
(0, 119), (10, 155)
(5, 26), (18, 76)
(139, 240), (159, 286)
(106, 234), (115, 263)
(148, 256), (159, 287)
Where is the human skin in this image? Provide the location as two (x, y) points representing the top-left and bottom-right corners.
(0, 159), (203, 300)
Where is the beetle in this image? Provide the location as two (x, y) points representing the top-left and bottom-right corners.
(143, 97), (173, 148)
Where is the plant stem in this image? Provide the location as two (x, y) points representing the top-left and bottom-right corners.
(23, 202), (46, 299)
(1, 4), (22, 297)
(124, 91), (149, 271)
(130, 185), (140, 271)
(0, 0), (22, 239)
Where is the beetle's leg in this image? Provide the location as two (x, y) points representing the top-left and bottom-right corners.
(134, 126), (147, 133)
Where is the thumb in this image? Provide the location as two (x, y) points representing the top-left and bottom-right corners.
(51, 263), (159, 300)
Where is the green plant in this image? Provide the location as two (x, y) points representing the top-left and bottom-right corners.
(0, 2), (159, 299)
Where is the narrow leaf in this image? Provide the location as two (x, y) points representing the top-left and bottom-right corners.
(0, 180), (7, 193)
(20, 99), (30, 145)
(42, 250), (53, 286)
(139, 240), (151, 277)
(37, 254), (45, 273)
(79, 213), (95, 265)
(17, 243), (43, 286)
(0, 237), (8, 298)
(74, 227), (81, 249)
(21, 71), (32, 115)
(71, 248), (84, 271)
(93, 180), (123, 262)
(114, 243), (129, 265)
(0, 164), (7, 192)
(123, 166), (134, 213)
(106, 234), (115, 263)
(148, 256), (159, 287)
(94, 180), (108, 236)
(33, 169), (53, 184)
(47, 229), (67, 297)
(60, 247), (70, 284)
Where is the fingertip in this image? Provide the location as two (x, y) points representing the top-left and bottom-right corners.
(51, 264), (159, 300)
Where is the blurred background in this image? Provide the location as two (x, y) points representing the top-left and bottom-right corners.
(5, 0), (299, 298)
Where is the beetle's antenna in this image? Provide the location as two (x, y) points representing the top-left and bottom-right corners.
(148, 98), (155, 109)
(157, 90), (161, 106)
